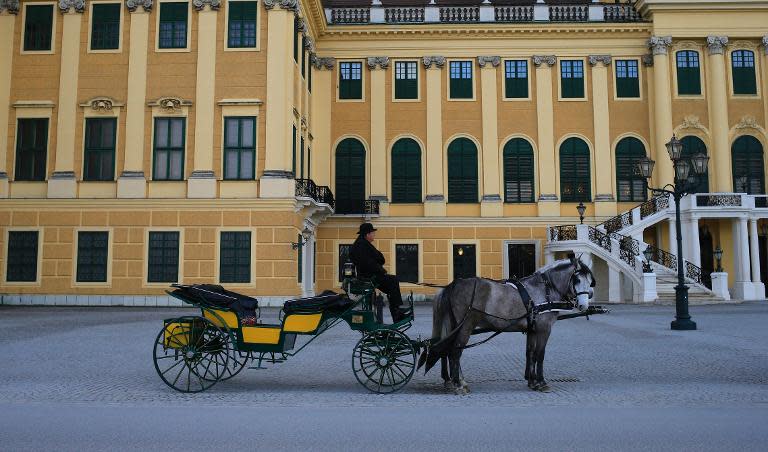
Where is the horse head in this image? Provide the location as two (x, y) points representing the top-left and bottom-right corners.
(568, 254), (595, 311)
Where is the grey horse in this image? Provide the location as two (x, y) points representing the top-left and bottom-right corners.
(418, 256), (595, 394)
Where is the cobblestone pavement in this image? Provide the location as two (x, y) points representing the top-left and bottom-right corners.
(1, 302), (767, 450)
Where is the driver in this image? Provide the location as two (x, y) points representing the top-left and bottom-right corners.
(349, 223), (407, 323)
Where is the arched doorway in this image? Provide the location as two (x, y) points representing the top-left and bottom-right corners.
(335, 138), (365, 214)
(731, 135), (765, 194)
(699, 226), (714, 289)
(680, 136), (709, 194)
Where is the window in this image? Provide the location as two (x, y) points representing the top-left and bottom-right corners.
(158, 2), (188, 49)
(447, 138), (478, 203)
(153, 117), (185, 180)
(223, 117), (255, 180)
(301, 36), (307, 78)
(395, 244), (418, 283)
(148, 231), (180, 283)
(507, 243), (536, 280)
(503, 138), (535, 203)
(76, 232), (109, 283)
(615, 137), (647, 202)
(83, 118), (116, 181)
(300, 136), (305, 179)
(453, 244), (476, 279)
(6, 231), (39, 282)
(559, 137), (591, 202)
(391, 138), (421, 203)
(676, 51), (701, 95)
(732, 50), (757, 95)
(91, 3), (121, 50)
(732, 136), (764, 194)
(394, 61), (418, 100)
(680, 136), (709, 194)
(23, 4), (53, 52)
(339, 62), (362, 100)
(307, 147), (312, 180)
(449, 61), (473, 99)
(291, 124), (297, 176)
(293, 16), (299, 62)
(227, 1), (257, 48)
(615, 59), (640, 98)
(561, 60), (585, 99)
(220, 232), (251, 283)
(335, 138), (366, 214)
(14, 119), (48, 181)
(504, 60), (528, 99)
(297, 233), (303, 283)
(309, 64), (312, 92)
(338, 244), (352, 282)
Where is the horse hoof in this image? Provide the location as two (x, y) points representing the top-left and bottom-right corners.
(537, 384), (552, 393)
(443, 381), (454, 391)
(527, 381), (536, 389)
(453, 387), (469, 396)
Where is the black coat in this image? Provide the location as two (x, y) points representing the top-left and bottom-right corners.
(350, 236), (386, 278)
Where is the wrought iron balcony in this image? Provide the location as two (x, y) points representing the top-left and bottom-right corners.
(334, 199), (380, 216)
(295, 178), (336, 210)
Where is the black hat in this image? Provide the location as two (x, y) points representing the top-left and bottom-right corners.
(357, 223), (377, 235)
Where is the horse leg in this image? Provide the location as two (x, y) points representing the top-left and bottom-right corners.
(449, 323), (474, 395)
(526, 331), (538, 389)
(533, 318), (554, 392)
(441, 357), (451, 389)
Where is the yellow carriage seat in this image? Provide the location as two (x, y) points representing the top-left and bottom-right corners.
(203, 309), (239, 329)
(282, 313), (323, 333)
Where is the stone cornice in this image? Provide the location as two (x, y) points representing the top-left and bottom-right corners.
(477, 56), (501, 68)
(147, 97), (193, 113)
(125, 0), (152, 12)
(422, 56), (445, 69)
(263, 0), (297, 12)
(79, 97), (124, 111)
(367, 56), (389, 70)
(532, 55), (556, 67)
(706, 36), (729, 55)
(311, 56), (334, 70)
(192, 0), (220, 11)
(0, 0), (20, 14)
(59, 0), (85, 13)
(317, 23), (651, 39)
(588, 55), (612, 66)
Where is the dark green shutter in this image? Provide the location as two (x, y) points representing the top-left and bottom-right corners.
(339, 62), (362, 100)
(449, 61), (473, 99)
(335, 139), (366, 213)
(732, 50), (757, 95)
(293, 16), (299, 62)
(291, 125), (297, 176)
(83, 118), (116, 181)
(148, 231), (180, 283)
(14, 118), (48, 182)
(297, 234), (303, 283)
(560, 138), (591, 202)
(503, 138), (535, 203)
(7, 231), (39, 282)
(395, 244), (418, 283)
(676, 51), (701, 95)
(391, 138), (422, 203)
(615, 137), (647, 202)
(616, 60), (640, 98)
(223, 117), (256, 180)
(561, 60), (584, 98)
(91, 3), (121, 50)
(220, 232), (251, 283)
(228, 1), (257, 48)
(680, 136), (709, 193)
(504, 60), (528, 98)
(395, 62), (418, 100)
(76, 232), (109, 283)
(448, 138), (478, 203)
(300, 136), (305, 178)
(453, 244), (476, 279)
(24, 5), (53, 51)
(732, 135), (764, 194)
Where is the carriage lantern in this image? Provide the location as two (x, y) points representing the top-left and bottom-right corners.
(343, 261), (356, 278)
(714, 246), (723, 272)
(642, 245), (654, 273)
(576, 202), (586, 225)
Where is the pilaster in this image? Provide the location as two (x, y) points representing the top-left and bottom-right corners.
(706, 36), (731, 192)
(733, 217), (754, 300)
(749, 219), (765, 299)
(423, 56), (446, 217)
(0, 3), (17, 198)
(310, 57), (334, 186)
(532, 55), (558, 217)
(48, 2), (85, 198)
(589, 55), (616, 217)
(648, 36), (674, 187)
(368, 56), (389, 203)
(477, 56), (502, 217)
(118, 0), (153, 198)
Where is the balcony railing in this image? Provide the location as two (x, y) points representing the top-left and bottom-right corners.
(335, 199), (380, 216)
(385, 7), (424, 23)
(549, 225), (578, 242)
(440, 6), (480, 23)
(296, 179), (335, 210)
(495, 6), (534, 22)
(549, 4), (588, 22)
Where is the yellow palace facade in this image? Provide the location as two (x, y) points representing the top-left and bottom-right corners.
(1, 0), (767, 305)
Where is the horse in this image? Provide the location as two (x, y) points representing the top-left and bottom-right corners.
(418, 256), (595, 394)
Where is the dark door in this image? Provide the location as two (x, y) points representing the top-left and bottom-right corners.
(335, 138), (365, 214)
(507, 243), (536, 280)
(453, 244), (476, 279)
(759, 236), (767, 287)
(699, 227), (713, 289)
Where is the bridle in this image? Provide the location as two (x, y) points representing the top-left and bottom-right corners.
(568, 261), (595, 301)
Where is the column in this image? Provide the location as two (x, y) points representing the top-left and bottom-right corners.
(706, 36), (731, 192)
(589, 55), (616, 217)
(187, 1), (220, 198)
(0, 1), (18, 198)
(423, 56), (445, 217)
(309, 57), (334, 186)
(261, 0), (297, 198)
(763, 36), (768, 137)
(648, 36), (674, 187)
(688, 217), (700, 267)
(668, 218), (677, 255)
(749, 219), (765, 298)
(368, 56), (389, 211)
(48, 1), (85, 198)
(118, 0), (152, 198)
(608, 267), (621, 303)
(478, 56), (502, 217)
(733, 218), (753, 299)
(533, 55), (558, 217)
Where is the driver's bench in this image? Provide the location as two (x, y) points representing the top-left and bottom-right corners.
(340, 262), (414, 328)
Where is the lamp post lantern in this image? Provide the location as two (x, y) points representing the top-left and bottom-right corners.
(714, 245), (723, 272)
(636, 135), (708, 331)
(643, 245), (654, 273)
(576, 202), (586, 224)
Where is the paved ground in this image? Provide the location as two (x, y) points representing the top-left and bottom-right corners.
(1, 302), (767, 451)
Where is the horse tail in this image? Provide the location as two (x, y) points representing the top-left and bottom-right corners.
(418, 281), (459, 373)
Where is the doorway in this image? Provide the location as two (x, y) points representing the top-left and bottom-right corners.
(699, 226), (714, 289)
(452, 244), (476, 279)
(507, 243), (536, 280)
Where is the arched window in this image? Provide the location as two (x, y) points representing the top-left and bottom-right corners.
(559, 137), (591, 202)
(676, 50), (701, 95)
(615, 137), (647, 202)
(731, 50), (757, 95)
(503, 138), (535, 203)
(732, 136), (765, 194)
(335, 138), (365, 214)
(391, 138), (422, 203)
(447, 138), (478, 203)
(680, 136), (708, 194)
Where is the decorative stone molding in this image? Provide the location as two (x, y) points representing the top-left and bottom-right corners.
(217, 98), (263, 106)
(300, 116), (307, 131)
(477, 56), (501, 68)
(192, 0), (220, 11)
(532, 55), (556, 67)
(706, 36), (728, 55)
(482, 194), (502, 202)
(679, 115), (706, 132)
(367, 56), (389, 70)
(424, 194), (445, 202)
(311, 56), (335, 70)
(641, 54), (654, 67)
(79, 97), (124, 112)
(296, 17), (307, 34)
(762, 35), (768, 55)
(263, 0), (297, 12)
(588, 55), (612, 67)
(125, 0), (152, 12)
(0, 0), (20, 14)
(303, 37), (314, 52)
(148, 97), (193, 113)
(735, 115), (761, 131)
(648, 36), (672, 55)
(58, 0), (86, 13)
(422, 56), (445, 69)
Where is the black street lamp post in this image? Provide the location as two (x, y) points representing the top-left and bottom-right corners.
(576, 202), (586, 224)
(636, 135), (709, 331)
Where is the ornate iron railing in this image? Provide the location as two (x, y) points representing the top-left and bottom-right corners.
(645, 245), (677, 272)
(549, 225), (578, 242)
(588, 227), (612, 253)
(549, 5), (588, 21)
(640, 193), (670, 219)
(685, 261), (703, 286)
(494, 6), (534, 22)
(603, 4), (641, 22)
(601, 210), (633, 234)
(331, 7), (370, 24)
(695, 194), (742, 207)
(610, 232), (640, 267)
(755, 196), (768, 208)
(365, 199), (380, 215)
(440, 6), (479, 23)
(317, 186), (335, 209)
(385, 7), (424, 23)
(296, 179), (335, 210)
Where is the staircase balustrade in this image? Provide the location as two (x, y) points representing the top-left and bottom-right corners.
(588, 227), (612, 253)
(685, 261), (703, 286)
(645, 244), (678, 272)
(640, 193), (670, 219)
(695, 194), (742, 207)
(601, 210), (633, 234)
(609, 232), (640, 267)
(549, 225), (578, 242)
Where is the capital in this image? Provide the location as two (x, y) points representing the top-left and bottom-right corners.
(641, 54), (654, 67)
(192, 0), (220, 11)
(532, 55), (556, 67)
(0, 0), (20, 14)
(648, 36), (672, 55)
(125, 0), (152, 12)
(263, 0), (297, 12)
(706, 36), (728, 55)
(588, 55), (612, 67)
(59, 0), (85, 13)
(477, 56), (501, 68)
(422, 56), (445, 69)
(303, 37), (314, 52)
(367, 56), (389, 70)
(311, 56), (335, 70)
(763, 36), (768, 55)
(296, 17), (307, 35)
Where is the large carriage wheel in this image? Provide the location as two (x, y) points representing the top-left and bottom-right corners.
(208, 348), (249, 382)
(352, 329), (416, 394)
(153, 316), (231, 393)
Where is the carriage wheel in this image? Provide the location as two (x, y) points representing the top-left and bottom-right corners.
(153, 316), (230, 393)
(352, 329), (416, 394)
(208, 348), (249, 382)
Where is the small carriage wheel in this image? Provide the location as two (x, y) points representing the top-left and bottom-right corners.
(206, 347), (249, 382)
(352, 329), (416, 394)
(153, 316), (231, 393)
